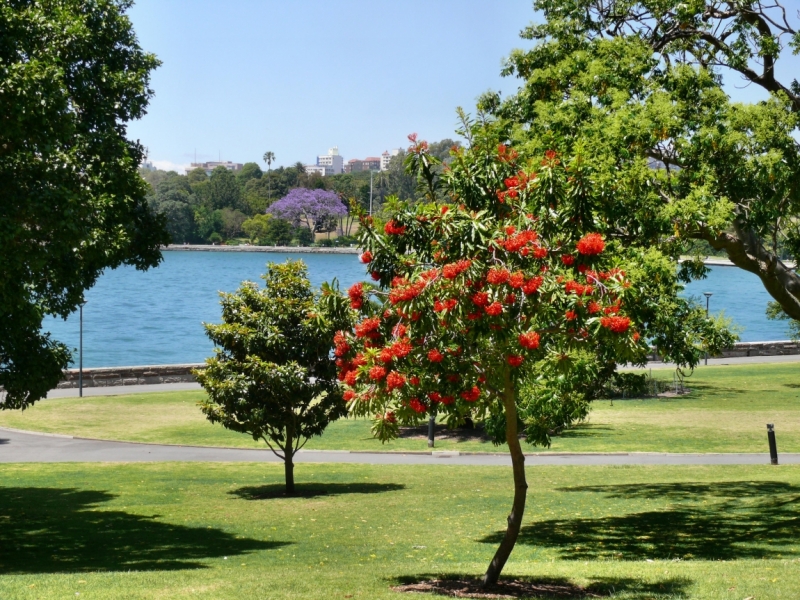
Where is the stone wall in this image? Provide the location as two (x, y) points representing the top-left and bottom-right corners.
(56, 364), (205, 389)
(717, 340), (800, 358)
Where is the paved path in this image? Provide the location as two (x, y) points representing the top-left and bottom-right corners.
(1, 427), (796, 466)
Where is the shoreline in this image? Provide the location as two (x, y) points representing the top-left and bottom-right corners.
(164, 244), (360, 254)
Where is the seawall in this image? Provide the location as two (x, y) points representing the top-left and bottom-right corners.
(52, 340), (800, 390)
(164, 244), (360, 254)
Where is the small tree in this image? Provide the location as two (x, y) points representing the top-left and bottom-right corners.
(196, 261), (351, 493)
(268, 188), (348, 235)
(337, 134), (733, 585)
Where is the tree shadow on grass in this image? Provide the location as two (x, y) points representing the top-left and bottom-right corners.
(480, 481), (800, 561)
(390, 573), (691, 599)
(0, 487), (286, 574)
(230, 482), (405, 500)
(555, 424), (615, 440)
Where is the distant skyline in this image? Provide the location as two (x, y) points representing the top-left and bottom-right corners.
(127, 1), (799, 174)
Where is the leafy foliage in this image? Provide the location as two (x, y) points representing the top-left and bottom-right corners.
(196, 261), (352, 492)
(268, 188), (348, 234)
(0, 0), (168, 408)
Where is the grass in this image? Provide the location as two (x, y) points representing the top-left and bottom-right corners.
(0, 462), (799, 599)
(1, 362), (799, 453)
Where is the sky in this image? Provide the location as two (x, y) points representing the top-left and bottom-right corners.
(126, 1), (800, 174)
(126, 0), (538, 173)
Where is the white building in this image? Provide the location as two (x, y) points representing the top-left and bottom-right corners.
(305, 164), (334, 177)
(381, 149), (401, 171)
(317, 147), (344, 175)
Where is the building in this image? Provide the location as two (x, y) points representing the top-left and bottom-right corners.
(344, 156), (382, 174)
(186, 161), (243, 176)
(381, 149), (401, 171)
(305, 164), (335, 177)
(316, 147), (344, 174)
(140, 161), (156, 172)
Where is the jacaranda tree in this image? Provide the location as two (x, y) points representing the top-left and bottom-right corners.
(334, 133), (733, 586)
(268, 188), (348, 236)
(196, 261), (351, 493)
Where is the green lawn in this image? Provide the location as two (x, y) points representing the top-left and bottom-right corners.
(0, 462), (798, 599)
(1, 362), (798, 453)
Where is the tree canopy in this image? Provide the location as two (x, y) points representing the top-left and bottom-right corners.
(480, 0), (800, 324)
(0, 0), (168, 408)
(268, 188), (348, 234)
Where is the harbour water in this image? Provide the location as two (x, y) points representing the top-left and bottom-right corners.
(44, 251), (792, 368)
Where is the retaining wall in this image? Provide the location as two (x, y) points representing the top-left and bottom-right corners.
(56, 364), (205, 389)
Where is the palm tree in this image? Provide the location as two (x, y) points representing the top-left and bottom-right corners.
(262, 151), (275, 202)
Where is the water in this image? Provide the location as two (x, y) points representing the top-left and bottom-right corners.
(44, 252), (791, 368)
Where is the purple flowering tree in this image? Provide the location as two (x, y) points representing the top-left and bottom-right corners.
(268, 188), (348, 235)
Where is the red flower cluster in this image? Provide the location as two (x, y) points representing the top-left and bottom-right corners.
(379, 348), (394, 364)
(392, 323), (408, 338)
(509, 271), (525, 288)
(334, 330), (350, 357)
(485, 302), (503, 316)
(522, 276), (543, 295)
(434, 298), (458, 312)
(576, 233), (605, 255)
(348, 282), (364, 309)
(343, 390), (356, 402)
(460, 386), (481, 402)
(369, 365), (387, 380)
(561, 254), (575, 266)
(471, 292), (490, 307)
(391, 339), (412, 358)
(497, 229), (538, 253)
(386, 371), (406, 391)
(359, 251), (373, 264)
(497, 144), (519, 163)
(384, 220), (406, 235)
(428, 349), (444, 363)
(408, 398), (426, 413)
(442, 259), (472, 279)
(507, 354), (524, 367)
(355, 317), (381, 338)
(600, 316), (631, 333)
(587, 301), (601, 314)
(486, 268), (510, 285)
(389, 279), (426, 305)
(565, 310), (578, 321)
(518, 331), (541, 350)
(565, 280), (594, 296)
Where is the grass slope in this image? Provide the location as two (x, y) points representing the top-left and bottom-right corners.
(0, 362), (798, 453)
(0, 463), (798, 599)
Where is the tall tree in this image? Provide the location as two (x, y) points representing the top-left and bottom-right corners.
(267, 188), (348, 235)
(486, 1), (800, 322)
(0, 0), (169, 408)
(197, 261), (352, 493)
(263, 151), (275, 202)
(338, 136), (733, 586)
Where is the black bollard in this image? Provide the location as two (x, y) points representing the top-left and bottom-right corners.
(427, 413), (436, 448)
(767, 423), (779, 465)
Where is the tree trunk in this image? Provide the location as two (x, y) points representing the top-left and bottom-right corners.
(482, 370), (527, 587)
(284, 429), (295, 494)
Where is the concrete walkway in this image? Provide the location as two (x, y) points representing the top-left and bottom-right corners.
(1, 427), (796, 466)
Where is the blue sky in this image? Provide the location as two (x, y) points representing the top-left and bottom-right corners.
(126, 1), (799, 173)
(127, 0), (538, 172)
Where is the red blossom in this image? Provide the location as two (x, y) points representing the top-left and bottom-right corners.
(519, 331), (541, 350)
(587, 301), (601, 314)
(386, 371), (406, 391)
(522, 276), (543, 295)
(509, 272), (525, 289)
(440, 395), (455, 405)
(409, 398), (426, 413)
(334, 343), (350, 357)
(369, 365), (387, 381)
(565, 310), (578, 321)
(565, 280), (594, 296)
(384, 220), (407, 235)
(576, 233), (605, 255)
(348, 282), (364, 309)
(391, 339), (412, 358)
(441, 206), (449, 215)
(428, 349), (444, 363)
(561, 254), (575, 266)
(507, 355), (524, 367)
(379, 348), (394, 364)
(384, 411), (397, 423)
(442, 259), (472, 279)
(600, 316), (631, 333)
(410, 375), (420, 386)
(343, 390), (356, 402)
(486, 268), (510, 285)
(471, 292), (490, 307)
(359, 251), (373, 264)
(344, 370), (358, 386)
(460, 386), (481, 402)
(371, 271), (381, 281)
(355, 317), (381, 338)
(485, 302), (503, 316)
(392, 323), (408, 338)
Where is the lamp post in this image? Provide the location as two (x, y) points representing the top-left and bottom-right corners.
(703, 292), (713, 366)
(79, 301), (86, 397)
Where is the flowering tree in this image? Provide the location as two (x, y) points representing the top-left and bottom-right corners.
(334, 132), (733, 586)
(268, 188), (348, 236)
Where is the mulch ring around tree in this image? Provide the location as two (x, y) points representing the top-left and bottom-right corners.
(392, 578), (599, 599)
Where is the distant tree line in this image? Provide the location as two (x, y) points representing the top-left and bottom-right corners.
(141, 138), (460, 245)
